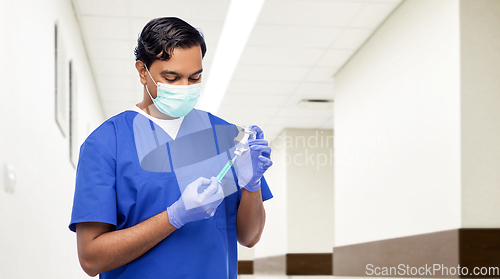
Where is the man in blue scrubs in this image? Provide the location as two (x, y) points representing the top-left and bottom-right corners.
(69, 17), (273, 278)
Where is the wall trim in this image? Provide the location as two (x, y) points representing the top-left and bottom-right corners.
(287, 253), (333, 275)
(237, 260), (253, 275)
(249, 253), (333, 275)
(333, 229), (500, 278)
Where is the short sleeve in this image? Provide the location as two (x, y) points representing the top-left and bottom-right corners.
(260, 176), (273, 201)
(69, 137), (117, 232)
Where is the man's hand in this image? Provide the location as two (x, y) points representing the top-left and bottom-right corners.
(167, 177), (224, 229)
(235, 125), (273, 192)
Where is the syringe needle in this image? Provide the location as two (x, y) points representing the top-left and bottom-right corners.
(216, 155), (238, 183)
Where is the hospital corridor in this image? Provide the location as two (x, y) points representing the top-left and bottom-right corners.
(1, 0), (500, 278)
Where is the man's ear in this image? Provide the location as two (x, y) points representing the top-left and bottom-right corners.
(135, 60), (147, 85)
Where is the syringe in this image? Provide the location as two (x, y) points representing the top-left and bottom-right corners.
(216, 126), (256, 184)
(216, 151), (241, 184)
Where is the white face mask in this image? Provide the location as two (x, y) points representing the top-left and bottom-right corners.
(145, 67), (201, 117)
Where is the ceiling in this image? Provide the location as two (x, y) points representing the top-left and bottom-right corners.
(71, 0), (402, 141)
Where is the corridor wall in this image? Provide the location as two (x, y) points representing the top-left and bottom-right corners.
(333, 0), (500, 277)
(254, 128), (334, 277)
(0, 0), (104, 278)
(334, 0), (461, 247)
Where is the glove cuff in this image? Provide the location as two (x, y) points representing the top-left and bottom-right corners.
(167, 205), (184, 229)
(243, 179), (261, 192)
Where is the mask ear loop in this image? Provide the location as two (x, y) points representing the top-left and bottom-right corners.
(144, 65), (158, 102)
(144, 65), (158, 85)
(142, 65), (176, 118)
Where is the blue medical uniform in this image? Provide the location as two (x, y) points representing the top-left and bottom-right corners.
(69, 109), (273, 279)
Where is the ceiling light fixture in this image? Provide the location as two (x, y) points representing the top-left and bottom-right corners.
(197, 0), (266, 114)
(297, 99), (334, 109)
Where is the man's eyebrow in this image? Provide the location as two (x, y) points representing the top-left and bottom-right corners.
(160, 69), (203, 76)
(160, 70), (180, 75)
(190, 69), (203, 76)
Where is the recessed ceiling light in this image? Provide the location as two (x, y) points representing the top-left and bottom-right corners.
(297, 99), (334, 109)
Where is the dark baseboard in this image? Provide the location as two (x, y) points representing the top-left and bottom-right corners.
(243, 229), (500, 276)
(249, 253), (333, 275)
(333, 228), (500, 278)
(287, 253), (333, 275)
(459, 229), (500, 273)
(237, 260), (253, 275)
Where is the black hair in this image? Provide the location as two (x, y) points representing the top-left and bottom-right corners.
(134, 17), (207, 68)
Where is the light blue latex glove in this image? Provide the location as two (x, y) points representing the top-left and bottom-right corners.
(167, 177), (224, 229)
(235, 125), (273, 192)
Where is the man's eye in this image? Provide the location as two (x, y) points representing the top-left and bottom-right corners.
(189, 75), (201, 81)
(164, 76), (177, 82)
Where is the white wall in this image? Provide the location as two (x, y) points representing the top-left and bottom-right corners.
(285, 129), (334, 253)
(238, 245), (255, 261)
(254, 128), (334, 257)
(0, 0), (104, 278)
(253, 128), (334, 277)
(334, 0), (461, 247)
(460, 0), (500, 228)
